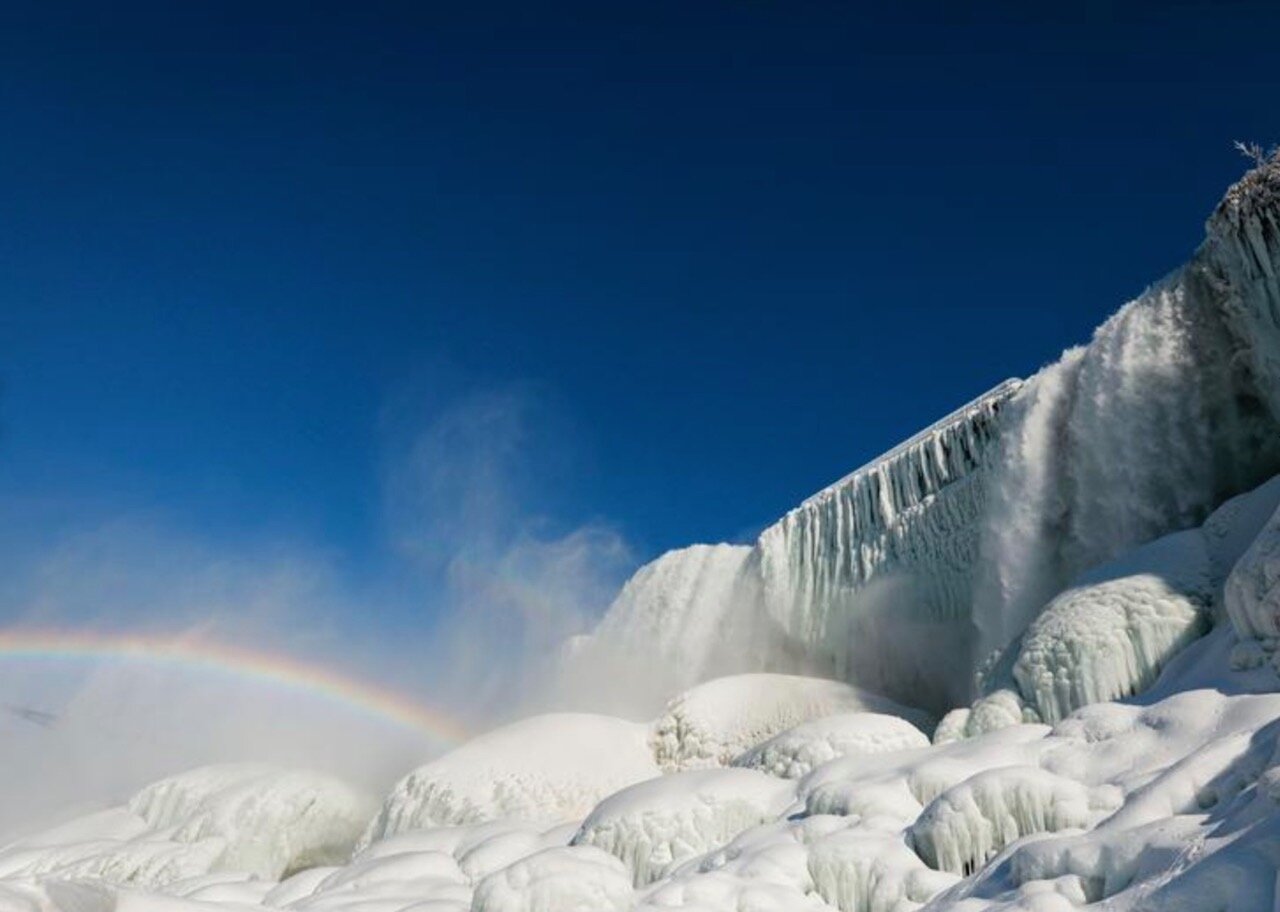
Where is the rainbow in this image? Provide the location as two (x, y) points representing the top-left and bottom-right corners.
(0, 628), (470, 745)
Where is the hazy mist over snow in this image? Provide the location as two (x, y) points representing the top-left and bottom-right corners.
(0, 380), (647, 838)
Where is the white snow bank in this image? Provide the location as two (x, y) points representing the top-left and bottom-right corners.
(361, 713), (659, 845)
(734, 712), (929, 779)
(0, 764), (372, 889)
(572, 768), (795, 886)
(652, 673), (931, 772)
(471, 845), (633, 912)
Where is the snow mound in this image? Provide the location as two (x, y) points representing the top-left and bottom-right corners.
(652, 673), (931, 772)
(129, 765), (372, 879)
(1011, 529), (1212, 723)
(361, 714), (659, 845)
(807, 828), (958, 912)
(572, 768), (795, 886)
(471, 845), (633, 912)
(0, 765), (372, 890)
(733, 712), (929, 779)
(909, 766), (1114, 877)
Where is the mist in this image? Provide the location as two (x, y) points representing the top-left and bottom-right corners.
(0, 381), (642, 841)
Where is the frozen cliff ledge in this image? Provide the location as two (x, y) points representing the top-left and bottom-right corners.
(756, 379), (1022, 707)
(567, 156), (1280, 720)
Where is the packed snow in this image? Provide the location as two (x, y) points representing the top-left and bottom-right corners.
(5, 159), (1280, 911)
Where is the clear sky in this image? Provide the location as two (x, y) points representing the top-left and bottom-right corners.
(2, 2), (1278, 659)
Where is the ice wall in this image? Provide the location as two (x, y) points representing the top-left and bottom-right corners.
(754, 380), (1023, 707)
(973, 158), (1280, 660)
(571, 157), (1280, 716)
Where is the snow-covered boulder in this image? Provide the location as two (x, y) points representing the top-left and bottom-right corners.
(361, 714), (659, 845)
(807, 828), (959, 912)
(0, 765), (372, 890)
(572, 768), (795, 886)
(651, 673), (931, 772)
(1012, 529), (1212, 723)
(934, 690), (1042, 744)
(471, 845), (633, 912)
(129, 764), (372, 879)
(909, 766), (1116, 876)
(733, 712), (929, 779)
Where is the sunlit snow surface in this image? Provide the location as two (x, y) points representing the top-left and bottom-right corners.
(6, 160), (1280, 910)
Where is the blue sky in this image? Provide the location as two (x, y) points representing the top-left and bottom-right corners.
(2, 2), (1278, 661)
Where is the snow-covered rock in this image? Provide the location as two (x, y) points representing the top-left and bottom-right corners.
(361, 714), (660, 845)
(733, 712), (929, 779)
(807, 828), (958, 912)
(651, 673), (931, 773)
(0, 765), (372, 891)
(909, 766), (1115, 876)
(572, 768), (795, 886)
(471, 845), (633, 912)
(1011, 529), (1213, 723)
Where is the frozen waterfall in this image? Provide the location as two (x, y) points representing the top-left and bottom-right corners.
(572, 157), (1280, 716)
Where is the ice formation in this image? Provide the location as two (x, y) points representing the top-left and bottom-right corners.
(564, 158), (1280, 717)
(1010, 529), (1213, 723)
(908, 766), (1112, 876)
(0, 764), (372, 889)
(470, 846), (633, 912)
(650, 673), (931, 773)
(361, 714), (660, 843)
(733, 712), (930, 779)
(757, 380), (1023, 708)
(560, 540), (778, 712)
(570, 768), (795, 886)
